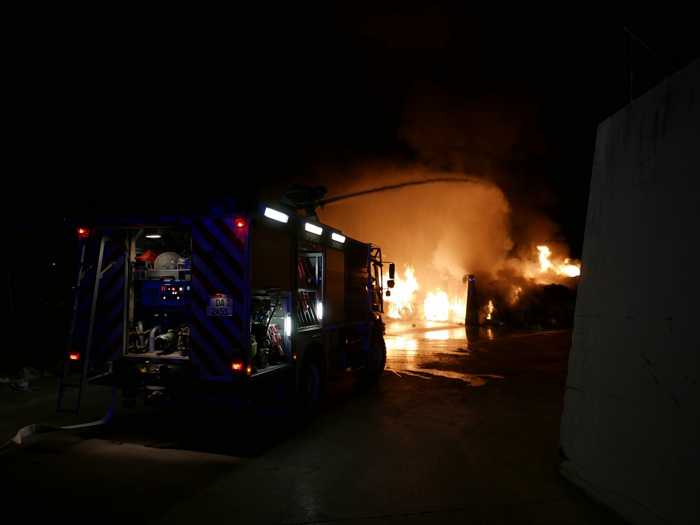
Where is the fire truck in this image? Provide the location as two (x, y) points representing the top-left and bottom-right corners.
(58, 202), (391, 414)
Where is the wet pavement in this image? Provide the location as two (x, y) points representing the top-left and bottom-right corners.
(385, 321), (506, 386)
(0, 324), (625, 524)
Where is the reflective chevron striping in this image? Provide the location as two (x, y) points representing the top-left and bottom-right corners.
(190, 217), (249, 379)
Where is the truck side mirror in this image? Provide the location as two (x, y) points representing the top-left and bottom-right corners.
(389, 263), (395, 280)
(387, 279), (395, 289)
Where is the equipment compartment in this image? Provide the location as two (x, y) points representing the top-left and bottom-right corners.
(126, 228), (192, 361)
(250, 289), (292, 375)
(296, 250), (323, 328)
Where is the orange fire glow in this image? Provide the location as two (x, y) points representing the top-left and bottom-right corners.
(486, 299), (495, 321)
(423, 290), (466, 323)
(424, 290), (449, 322)
(382, 251), (579, 324)
(536, 245), (581, 278)
(383, 265), (419, 319)
(510, 285), (523, 305)
(384, 266), (466, 323)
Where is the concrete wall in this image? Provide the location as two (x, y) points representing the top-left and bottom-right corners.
(560, 60), (699, 524)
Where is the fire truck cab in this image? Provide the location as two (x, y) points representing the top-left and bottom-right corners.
(59, 202), (387, 413)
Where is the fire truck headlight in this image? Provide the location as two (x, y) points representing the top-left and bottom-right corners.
(264, 207), (289, 223)
(304, 222), (323, 235)
(284, 315), (292, 337)
(331, 232), (346, 243)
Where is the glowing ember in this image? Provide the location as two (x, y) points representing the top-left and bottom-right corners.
(510, 285), (523, 305)
(383, 265), (419, 319)
(486, 299), (495, 320)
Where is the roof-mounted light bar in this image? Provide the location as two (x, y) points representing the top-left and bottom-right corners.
(305, 222), (323, 236)
(264, 207), (289, 223)
(331, 232), (346, 244)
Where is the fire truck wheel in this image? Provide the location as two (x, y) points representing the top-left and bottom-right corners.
(300, 359), (321, 413)
(366, 336), (386, 381)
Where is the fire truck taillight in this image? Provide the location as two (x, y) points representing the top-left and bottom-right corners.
(304, 222), (323, 236)
(331, 232), (346, 244)
(231, 361), (244, 372)
(77, 227), (90, 240)
(69, 352), (80, 361)
(234, 217), (247, 229)
(264, 207), (289, 223)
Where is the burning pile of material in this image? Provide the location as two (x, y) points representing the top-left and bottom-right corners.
(384, 265), (419, 319)
(384, 269), (466, 323)
(382, 241), (579, 325)
(317, 167), (581, 327)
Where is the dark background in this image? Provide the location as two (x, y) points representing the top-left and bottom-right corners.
(4, 9), (698, 372)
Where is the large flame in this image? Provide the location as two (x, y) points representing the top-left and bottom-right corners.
(536, 245), (581, 278)
(424, 290), (449, 321)
(383, 265), (419, 319)
(384, 266), (466, 323)
(558, 259), (581, 278)
(382, 247), (579, 324)
(422, 291), (466, 322)
(537, 245), (554, 272)
(316, 170), (583, 326)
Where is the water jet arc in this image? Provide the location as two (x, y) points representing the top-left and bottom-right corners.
(318, 177), (479, 207)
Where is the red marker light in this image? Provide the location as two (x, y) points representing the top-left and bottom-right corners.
(77, 227), (90, 240)
(69, 352), (80, 361)
(234, 217), (247, 229)
(231, 361), (244, 372)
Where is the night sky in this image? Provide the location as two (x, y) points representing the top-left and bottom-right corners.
(9, 11), (699, 256)
(4, 10), (698, 371)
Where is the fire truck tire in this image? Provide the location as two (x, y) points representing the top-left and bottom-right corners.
(366, 336), (386, 381)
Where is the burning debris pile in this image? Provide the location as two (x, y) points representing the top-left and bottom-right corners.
(382, 241), (579, 328)
(317, 168), (582, 329)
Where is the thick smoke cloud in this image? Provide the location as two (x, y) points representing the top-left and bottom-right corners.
(317, 165), (513, 290)
(315, 162), (578, 307)
(305, 72), (579, 303)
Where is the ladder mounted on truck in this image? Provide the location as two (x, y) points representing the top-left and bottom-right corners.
(58, 230), (125, 413)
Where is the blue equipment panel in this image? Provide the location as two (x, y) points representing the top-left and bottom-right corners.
(141, 280), (191, 308)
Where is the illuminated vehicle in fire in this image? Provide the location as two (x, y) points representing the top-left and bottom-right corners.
(58, 203), (390, 414)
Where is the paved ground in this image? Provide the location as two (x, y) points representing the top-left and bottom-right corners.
(0, 324), (625, 524)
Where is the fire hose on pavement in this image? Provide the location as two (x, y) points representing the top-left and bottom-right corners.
(0, 390), (116, 453)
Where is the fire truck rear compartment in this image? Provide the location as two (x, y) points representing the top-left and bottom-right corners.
(125, 228), (192, 363)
